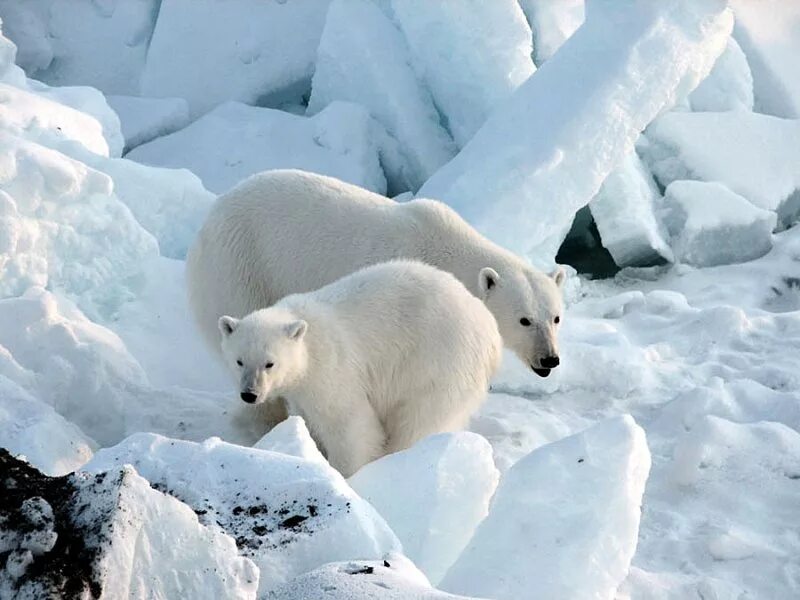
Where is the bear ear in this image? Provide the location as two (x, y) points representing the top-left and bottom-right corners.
(218, 315), (239, 337)
(478, 267), (500, 297)
(551, 266), (566, 288)
(285, 319), (308, 341)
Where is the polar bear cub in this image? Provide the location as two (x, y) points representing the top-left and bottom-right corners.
(217, 260), (502, 477)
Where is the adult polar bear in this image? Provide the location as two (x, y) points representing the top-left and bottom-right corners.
(217, 261), (502, 477)
(188, 169), (565, 376)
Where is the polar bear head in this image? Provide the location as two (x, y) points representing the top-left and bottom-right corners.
(218, 308), (309, 404)
(478, 264), (565, 377)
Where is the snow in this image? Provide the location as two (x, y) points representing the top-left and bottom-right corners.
(106, 95), (190, 153)
(730, 0), (800, 118)
(0, 0), (159, 96)
(441, 416), (650, 600)
(0, 451), (259, 599)
(309, 0), (457, 192)
(661, 180), (776, 267)
(590, 152), (673, 268)
(140, 0), (331, 118)
(688, 37), (754, 112)
(266, 554), (483, 600)
(86, 433), (401, 595)
(390, 0), (535, 147)
(349, 433), (499, 585)
(128, 100), (386, 195)
(640, 111), (800, 225)
(0, 375), (95, 476)
(518, 0), (584, 64)
(253, 416), (327, 467)
(418, 0), (733, 267)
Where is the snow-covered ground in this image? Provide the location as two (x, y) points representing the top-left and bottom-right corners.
(1, 1), (799, 598)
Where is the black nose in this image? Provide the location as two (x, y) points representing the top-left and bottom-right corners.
(240, 392), (257, 404)
(540, 356), (560, 369)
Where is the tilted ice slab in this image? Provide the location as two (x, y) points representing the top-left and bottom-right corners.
(640, 111), (800, 224)
(128, 100), (386, 195)
(106, 95), (191, 153)
(86, 434), (401, 595)
(309, 0), (456, 193)
(266, 554), (485, 600)
(0, 0), (158, 96)
(661, 180), (776, 268)
(688, 37), (753, 112)
(0, 375), (95, 476)
(349, 433), (499, 585)
(0, 450), (258, 599)
(0, 132), (158, 319)
(141, 0), (331, 117)
(517, 0), (584, 64)
(418, 0), (732, 267)
(589, 152), (672, 268)
(390, 0), (534, 147)
(441, 415), (651, 600)
(730, 0), (800, 118)
(254, 416), (328, 467)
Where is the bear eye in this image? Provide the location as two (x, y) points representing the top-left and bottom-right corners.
(519, 318), (531, 327)
(265, 362), (274, 370)
(236, 360), (243, 367)
(554, 316), (561, 324)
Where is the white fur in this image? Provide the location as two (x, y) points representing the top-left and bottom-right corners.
(217, 261), (502, 477)
(187, 169), (565, 377)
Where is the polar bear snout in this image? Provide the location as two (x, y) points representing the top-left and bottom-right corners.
(540, 355), (560, 369)
(240, 391), (258, 404)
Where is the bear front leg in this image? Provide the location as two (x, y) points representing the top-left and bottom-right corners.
(316, 398), (387, 478)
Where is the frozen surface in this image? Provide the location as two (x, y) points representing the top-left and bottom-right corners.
(128, 100), (386, 194)
(730, 0), (800, 118)
(442, 416), (650, 600)
(391, 0), (534, 147)
(518, 0), (584, 64)
(267, 554), (484, 600)
(350, 433), (499, 585)
(589, 152), (673, 268)
(662, 180), (776, 267)
(86, 433), (401, 595)
(141, 0), (331, 117)
(106, 95), (191, 153)
(418, 0), (732, 267)
(0, 375), (95, 476)
(0, 0), (158, 95)
(0, 451), (258, 599)
(309, 0), (456, 192)
(688, 37), (754, 112)
(641, 111), (800, 224)
(253, 416), (327, 467)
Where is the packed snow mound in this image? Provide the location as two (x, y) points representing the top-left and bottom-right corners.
(350, 433), (500, 585)
(418, 0), (733, 267)
(688, 37), (754, 112)
(141, 0), (331, 117)
(253, 416), (327, 467)
(266, 554), (485, 600)
(0, 132), (158, 318)
(390, 0), (535, 147)
(0, 0), (159, 96)
(106, 95), (191, 153)
(0, 375), (95, 476)
(730, 0), (800, 118)
(86, 434), (401, 595)
(442, 416), (651, 600)
(309, 0), (456, 193)
(79, 151), (215, 260)
(518, 0), (584, 64)
(0, 450), (259, 599)
(640, 111), (800, 224)
(662, 180), (776, 267)
(128, 100), (386, 194)
(589, 152), (672, 268)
